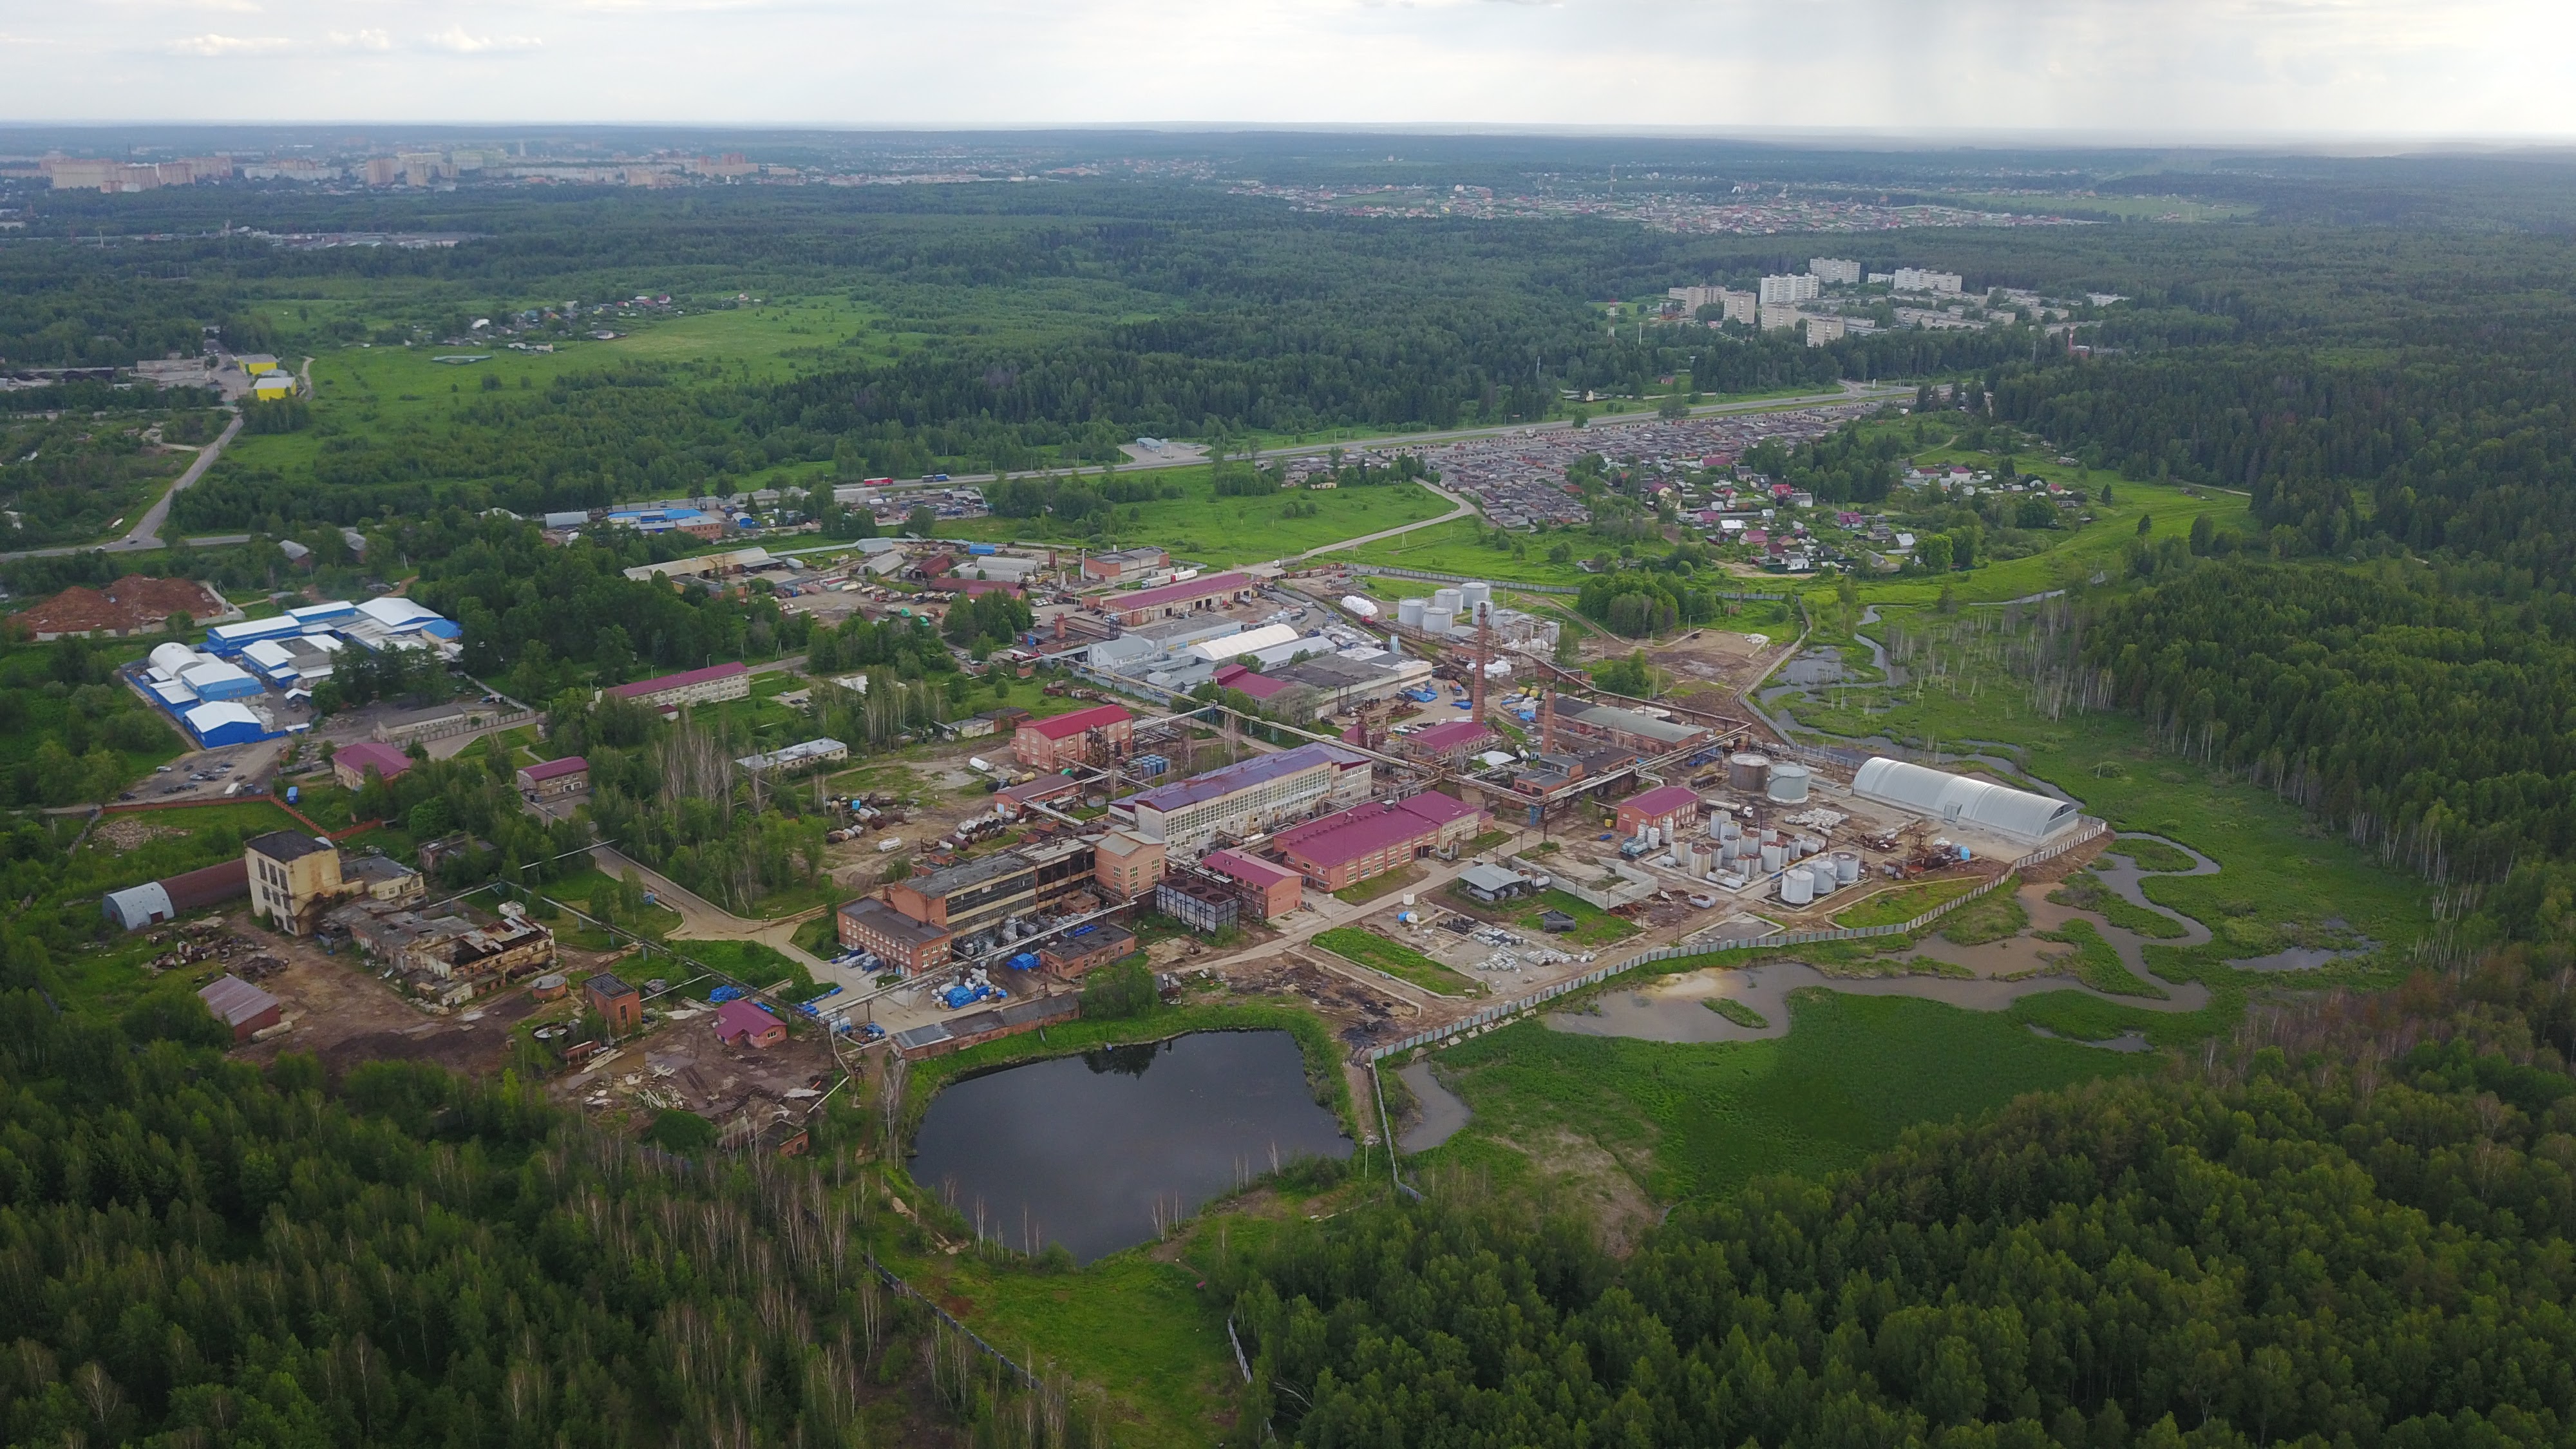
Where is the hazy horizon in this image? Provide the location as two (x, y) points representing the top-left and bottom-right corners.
(5, 0), (2572, 138)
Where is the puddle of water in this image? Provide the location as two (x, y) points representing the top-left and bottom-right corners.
(1396, 1061), (1472, 1151)
(2027, 1024), (2154, 1053)
(909, 1030), (1350, 1263)
(2230, 945), (2374, 972)
(1548, 951), (2208, 1045)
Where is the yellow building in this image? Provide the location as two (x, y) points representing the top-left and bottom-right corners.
(251, 375), (297, 401)
(237, 354), (281, 377)
(245, 831), (345, 936)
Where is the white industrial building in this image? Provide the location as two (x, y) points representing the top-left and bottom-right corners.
(1850, 757), (2079, 845)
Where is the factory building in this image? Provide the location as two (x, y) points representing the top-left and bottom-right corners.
(1099, 571), (1257, 625)
(1850, 757), (2080, 844)
(102, 859), (250, 931)
(1271, 791), (1486, 891)
(1200, 849), (1305, 920)
(1615, 784), (1703, 842)
(1012, 703), (1134, 770)
(1112, 741), (1375, 852)
(1548, 696), (1718, 755)
(603, 661), (751, 710)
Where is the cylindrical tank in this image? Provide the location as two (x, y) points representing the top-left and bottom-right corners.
(1397, 597), (1427, 629)
(1768, 763), (1813, 802)
(1461, 581), (1492, 617)
(1833, 850), (1862, 885)
(1421, 607), (1454, 636)
(1808, 861), (1839, 894)
(1781, 871), (1814, 905)
(1727, 752), (1772, 791)
(1761, 842), (1786, 872)
(1642, 825), (1659, 848)
(1431, 587), (1464, 614)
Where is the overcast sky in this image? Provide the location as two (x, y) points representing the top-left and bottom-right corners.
(4, 0), (2572, 138)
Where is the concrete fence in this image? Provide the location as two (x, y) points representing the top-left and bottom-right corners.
(374, 706), (535, 746)
(1361, 815), (2107, 1063)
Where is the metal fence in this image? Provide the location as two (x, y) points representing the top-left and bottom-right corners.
(1361, 816), (2107, 1063)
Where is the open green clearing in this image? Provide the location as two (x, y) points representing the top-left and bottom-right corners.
(2038, 918), (2168, 998)
(1426, 990), (2157, 1200)
(1331, 864), (1423, 907)
(937, 469), (1451, 568)
(2050, 869), (2191, 939)
(1829, 875), (1981, 927)
(1312, 928), (1482, 996)
(1508, 887), (1640, 945)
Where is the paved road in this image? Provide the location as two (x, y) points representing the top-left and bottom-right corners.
(0, 411), (245, 562)
(1289, 478), (1477, 562)
(587, 843), (842, 980)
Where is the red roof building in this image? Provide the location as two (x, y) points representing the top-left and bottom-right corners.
(332, 741), (413, 790)
(516, 755), (591, 798)
(1394, 719), (1499, 768)
(1616, 784), (1703, 841)
(1099, 571), (1256, 625)
(1201, 849), (1305, 920)
(1273, 791), (1486, 891)
(1211, 663), (1293, 703)
(1012, 703), (1134, 770)
(714, 999), (789, 1048)
(605, 661), (750, 708)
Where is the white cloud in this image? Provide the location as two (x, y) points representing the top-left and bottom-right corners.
(420, 24), (544, 52)
(328, 28), (393, 49)
(164, 31), (292, 54)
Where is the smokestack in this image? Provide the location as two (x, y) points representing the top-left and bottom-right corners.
(1471, 608), (1491, 719)
(1540, 683), (1556, 756)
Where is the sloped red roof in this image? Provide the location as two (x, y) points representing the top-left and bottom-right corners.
(1104, 571), (1251, 611)
(1620, 784), (1703, 819)
(1022, 703), (1132, 740)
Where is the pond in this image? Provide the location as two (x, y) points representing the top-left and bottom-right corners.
(908, 1030), (1352, 1264)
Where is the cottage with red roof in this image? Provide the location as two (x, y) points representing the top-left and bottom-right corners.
(1273, 791), (1486, 891)
(714, 999), (788, 1049)
(1616, 784), (1703, 842)
(332, 741), (413, 790)
(1012, 703), (1134, 770)
(1211, 663), (1293, 703)
(516, 755), (590, 799)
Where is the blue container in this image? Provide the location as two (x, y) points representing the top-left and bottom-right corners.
(967, 544), (998, 556)
(1007, 952), (1040, 972)
(710, 985), (748, 1003)
(285, 786), (299, 803)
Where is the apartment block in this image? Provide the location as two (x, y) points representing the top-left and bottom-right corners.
(1808, 258), (1863, 285)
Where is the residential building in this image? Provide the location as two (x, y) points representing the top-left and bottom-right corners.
(1805, 316), (1848, 347)
(332, 741), (413, 790)
(714, 1000), (789, 1048)
(1667, 285), (1756, 324)
(1113, 741), (1375, 851)
(1093, 829), (1166, 901)
(1081, 546), (1170, 585)
(603, 661), (750, 709)
(586, 972), (643, 1035)
(1616, 784), (1703, 841)
(1548, 697), (1718, 755)
(245, 831), (343, 936)
(1271, 791), (1486, 891)
(1808, 258), (1863, 285)
(199, 974), (283, 1042)
(1202, 849), (1305, 920)
(1013, 704), (1134, 770)
(516, 756), (589, 798)
(1892, 267), (1965, 295)
(1099, 571), (1257, 625)
(1759, 274), (1820, 306)
(1758, 304), (1806, 332)
(837, 897), (954, 973)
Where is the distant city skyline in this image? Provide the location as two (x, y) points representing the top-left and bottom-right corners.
(1, 0), (2570, 138)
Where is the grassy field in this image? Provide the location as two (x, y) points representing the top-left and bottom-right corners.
(1312, 928), (1483, 996)
(1830, 875), (1982, 928)
(1511, 888), (1640, 945)
(1428, 989), (2157, 1200)
(1332, 864), (1423, 906)
(936, 469), (1451, 567)
(2039, 920), (2168, 998)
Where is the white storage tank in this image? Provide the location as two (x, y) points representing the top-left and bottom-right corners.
(1781, 871), (1814, 905)
(1431, 587), (1464, 614)
(1768, 763), (1813, 803)
(1808, 861), (1839, 895)
(1833, 851), (1862, 885)
(1761, 842), (1786, 872)
(1461, 581), (1492, 618)
(1421, 607), (1455, 636)
(1397, 598), (1428, 629)
(1727, 753), (1771, 791)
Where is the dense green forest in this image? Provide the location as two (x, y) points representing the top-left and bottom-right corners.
(1226, 983), (2576, 1448)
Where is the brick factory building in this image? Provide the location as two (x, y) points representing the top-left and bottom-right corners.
(1099, 571), (1256, 625)
(1271, 791), (1486, 891)
(1615, 784), (1703, 841)
(1012, 703), (1135, 769)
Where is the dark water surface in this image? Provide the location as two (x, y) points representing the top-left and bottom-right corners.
(907, 1030), (1351, 1262)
